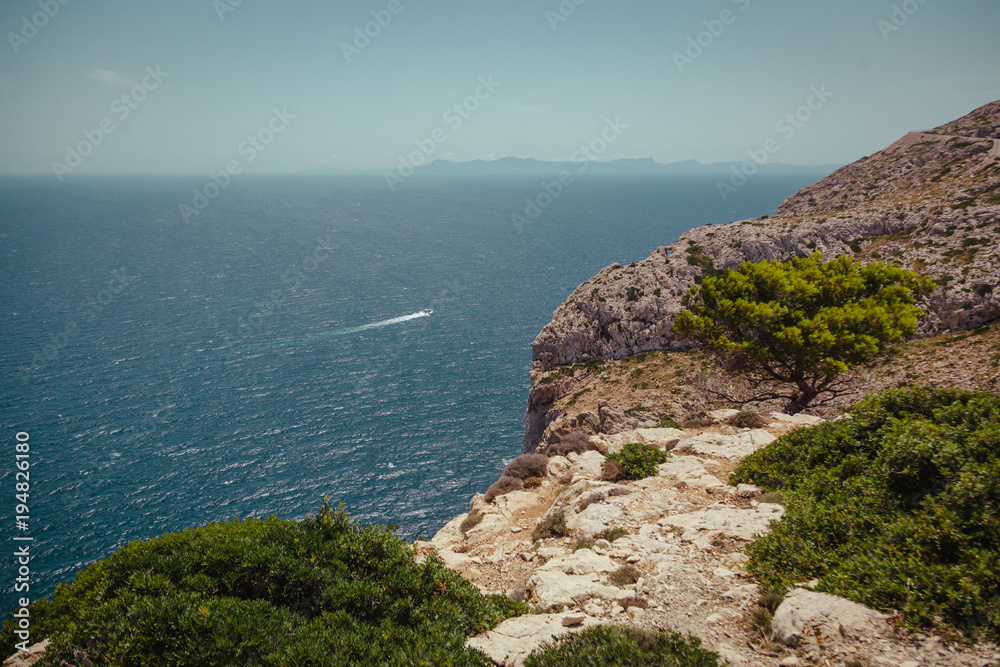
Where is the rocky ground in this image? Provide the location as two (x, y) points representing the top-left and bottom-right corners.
(419, 412), (1000, 667)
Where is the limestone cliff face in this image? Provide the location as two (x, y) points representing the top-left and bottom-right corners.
(524, 100), (1000, 451)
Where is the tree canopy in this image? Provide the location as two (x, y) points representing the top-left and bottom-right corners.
(672, 252), (935, 413)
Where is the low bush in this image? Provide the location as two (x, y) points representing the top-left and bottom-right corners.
(485, 475), (524, 502)
(726, 410), (768, 429)
(731, 387), (1000, 640)
(532, 511), (569, 542)
(504, 453), (549, 480)
(572, 537), (596, 552)
(0, 500), (527, 666)
(578, 492), (606, 512)
(602, 458), (626, 482)
(461, 510), (484, 534)
(682, 417), (715, 428)
(604, 443), (668, 481)
(608, 565), (641, 587)
(600, 527), (629, 543)
(759, 491), (784, 505)
(522, 476), (544, 490)
(544, 431), (591, 457)
(524, 625), (719, 667)
(653, 418), (683, 429)
(605, 487), (632, 498)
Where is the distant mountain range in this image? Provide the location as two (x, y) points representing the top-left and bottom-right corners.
(308, 156), (842, 177)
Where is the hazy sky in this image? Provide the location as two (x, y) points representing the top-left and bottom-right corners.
(1, 0), (998, 175)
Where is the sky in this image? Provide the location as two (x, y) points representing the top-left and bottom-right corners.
(0, 0), (998, 175)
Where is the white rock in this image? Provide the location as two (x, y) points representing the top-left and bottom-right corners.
(772, 588), (889, 649)
(674, 432), (756, 460)
(539, 549), (618, 575)
(662, 504), (784, 542)
(750, 429), (777, 447)
(466, 613), (599, 667)
(708, 409), (741, 421)
(706, 612), (724, 623)
(636, 427), (684, 447)
(528, 570), (620, 608)
(768, 412), (825, 426)
(570, 450), (607, 480)
(736, 484), (762, 498)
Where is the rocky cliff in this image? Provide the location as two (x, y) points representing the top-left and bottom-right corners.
(424, 412), (1000, 666)
(524, 100), (1000, 451)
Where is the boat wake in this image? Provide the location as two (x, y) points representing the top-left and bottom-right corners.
(248, 310), (434, 353)
(331, 309), (432, 337)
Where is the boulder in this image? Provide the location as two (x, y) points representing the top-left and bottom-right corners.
(674, 432), (756, 460)
(527, 570), (620, 608)
(636, 427), (684, 448)
(466, 613), (599, 667)
(660, 504), (784, 542)
(771, 588), (889, 650)
(538, 548), (618, 575)
(707, 409), (741, 422)
(2, 640), (48, 667)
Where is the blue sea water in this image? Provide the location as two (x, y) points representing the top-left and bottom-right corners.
(0, 171), (830, 610)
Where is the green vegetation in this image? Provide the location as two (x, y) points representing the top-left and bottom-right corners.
(731, 388), (1000, 640)
(673, 253), (935, 413)
(652, 418), (683, 430)
(604, 443), (668, 481)
(1, 500), (527, 666)
(524, 625), (719, 667)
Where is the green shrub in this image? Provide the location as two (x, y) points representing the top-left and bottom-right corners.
(731, 387), (1000, 640)
(604, 443), (669, 480)
(533, 511), (569, 541)
(524, 625), (719, 666)
(0, 500), (527, 666)
(653, 418), (683, 429)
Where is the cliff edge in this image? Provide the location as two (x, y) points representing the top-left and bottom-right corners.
(525, 100), (1000, 451)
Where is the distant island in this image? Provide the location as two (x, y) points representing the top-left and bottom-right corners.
(307, 155), (841, 177)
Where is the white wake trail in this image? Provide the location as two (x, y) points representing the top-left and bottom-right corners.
(332, 311), (431, 336)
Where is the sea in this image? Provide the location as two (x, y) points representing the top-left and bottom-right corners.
(0, 170), (831, 611)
